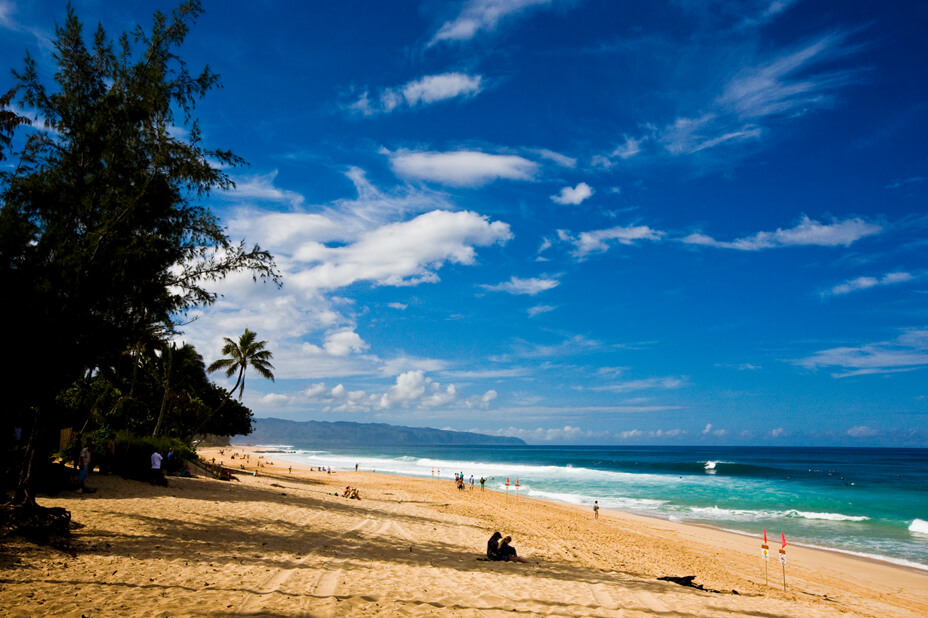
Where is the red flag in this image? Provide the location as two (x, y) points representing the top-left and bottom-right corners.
(763, 529), (767, 544)
(781, 533), (787, 548)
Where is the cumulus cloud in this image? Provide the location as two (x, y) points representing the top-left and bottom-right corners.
(681, 215), (881, 251)
(378, 370), (457, 410)
(825, 272), (914, 297)
(183, 169), (513, 384)
(431, 0), (553, 44)
(796, 329), (928, 378)
(350, 72), (483, 115)
(465, 389), (498, 409)
(290, 210), (512, 290)
(323, 329), (369, 356)
(480, 276), (559, 296)
(389, 149), (538, 186)
(559, 225), (664, 258)
(551, 182), (594, 205)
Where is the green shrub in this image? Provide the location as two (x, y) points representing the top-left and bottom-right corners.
(111, 432), (195, 481)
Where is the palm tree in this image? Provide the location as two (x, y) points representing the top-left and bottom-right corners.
(208, 328), (275, 396)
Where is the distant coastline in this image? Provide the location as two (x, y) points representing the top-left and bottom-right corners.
(233, 417), (526, 447)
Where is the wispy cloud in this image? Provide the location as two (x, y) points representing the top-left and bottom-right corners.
(682, 215), (881, 250)
(229, 171), (305, 208)
(551, 182), (594, 205)
(796, 329), (928, 378)
(350, 72), (483, 115)
(388, 149), (539, 186)
(481, 276), (559, 295)
(527, 304), (556, 317)
(885, 176), (926, 190)
(597, 28), (863, 167)
(560, 224), (664, 258)
(592, 376), (687, 393)
(824, 271), (915, 297)
(430, 0), (553, 45)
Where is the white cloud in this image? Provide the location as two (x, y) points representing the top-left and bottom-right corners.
(229, 171), (305, 208)
(378, 370), (457, 410)
(527, 304), (556, 317)
(350, 72), (483, 115)
(465, 390), (499, 409)
(323, 329), (369, 356)
(480, 276), (559, 296)
(593, 377), (687, 393)
(389, 149), (538, 186)
(847, 425), (878, 438)
(404, 73), (483, 106)
(431, 0), (553, 44)
(825, 272), (914, 297)
(388, 302), (408, 310)
(551, 182), (594, 205)
(183, 169), (512, 385)
(681, 215), (881, 251)
(718, 33), (858, 121)
(534, 149), (577, 168)
(612, 135), (643, 159)
(560, 225), (664, 258)
(797, 329), (928, 378)
(769, 427), (786, 438)
(647, 30), (861, 161)
(291, 210), (512, 290)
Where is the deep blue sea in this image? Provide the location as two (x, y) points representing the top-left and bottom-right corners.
(258, 444), (928, 570)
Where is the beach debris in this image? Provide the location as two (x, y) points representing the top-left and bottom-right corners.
(657, 575), (726, 594)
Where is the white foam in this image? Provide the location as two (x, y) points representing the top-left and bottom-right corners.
(685, 506), (869, 523)
(909, 519), (928, 534)
(784, 510), (870, 522)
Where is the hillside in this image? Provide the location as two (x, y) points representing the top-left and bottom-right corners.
(235, 418), (526, 447)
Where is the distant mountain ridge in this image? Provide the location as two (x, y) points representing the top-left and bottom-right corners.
(236, 418), (526, 447)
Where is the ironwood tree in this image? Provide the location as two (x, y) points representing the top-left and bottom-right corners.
(0, 1), (278, 507)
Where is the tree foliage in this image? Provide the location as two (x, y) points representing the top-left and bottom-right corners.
(0, 1), (277, 506)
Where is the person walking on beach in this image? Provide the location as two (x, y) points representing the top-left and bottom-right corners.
(77, 439), (92, 492)
(593, 500), (599, 519)
(480, 477), (485, 490)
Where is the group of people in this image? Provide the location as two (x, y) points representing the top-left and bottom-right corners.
(453, 473), (486, 490)
(486, 531), (530, 563)
(341, 485), (361, 500)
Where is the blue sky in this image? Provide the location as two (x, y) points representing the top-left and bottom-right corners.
(3, 0), (927, 446)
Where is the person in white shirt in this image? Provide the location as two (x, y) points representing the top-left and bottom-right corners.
(151, 449), (164, 486)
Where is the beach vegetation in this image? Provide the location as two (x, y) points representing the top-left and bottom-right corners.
(0, 1), (278, 510)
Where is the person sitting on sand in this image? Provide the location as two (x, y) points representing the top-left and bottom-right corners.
(499, 536), (530, 563)
(342, 485), (352, 497)
(349, 487), (361, 500)
(487, 531), (503, 560)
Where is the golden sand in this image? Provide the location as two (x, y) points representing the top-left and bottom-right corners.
(2, 444), (926, 617)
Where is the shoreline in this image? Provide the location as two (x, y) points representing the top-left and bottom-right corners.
(239, 442), (928, 574)
(219, 445), (928, 610)
(3, 444), (925, 616)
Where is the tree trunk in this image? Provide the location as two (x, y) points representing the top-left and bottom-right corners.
(14, 405), (45, 508)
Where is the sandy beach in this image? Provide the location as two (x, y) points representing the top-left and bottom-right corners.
(2, 445), (926, 617)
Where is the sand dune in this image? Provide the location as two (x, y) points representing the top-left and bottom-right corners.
(2, 445), (925, 617)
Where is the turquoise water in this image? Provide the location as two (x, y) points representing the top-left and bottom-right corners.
(254, 444), (928, 570)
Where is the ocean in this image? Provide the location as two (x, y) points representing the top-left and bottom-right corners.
(257, 444), (928, 571)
